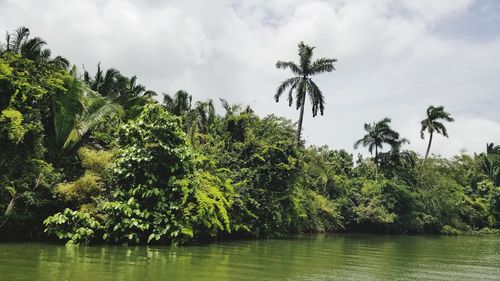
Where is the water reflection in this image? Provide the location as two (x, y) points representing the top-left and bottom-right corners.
(0, 234), (498, 281)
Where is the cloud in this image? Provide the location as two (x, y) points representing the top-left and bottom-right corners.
(401, 115), (500, 158)
(1, 0), (499, 156)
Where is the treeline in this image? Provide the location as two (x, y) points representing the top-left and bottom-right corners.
(0, 27), (499, 245)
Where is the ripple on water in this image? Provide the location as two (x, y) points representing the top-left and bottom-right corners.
(0, 235), (499, 281)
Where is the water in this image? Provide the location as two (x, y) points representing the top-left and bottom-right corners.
(0, 234), (499, 281)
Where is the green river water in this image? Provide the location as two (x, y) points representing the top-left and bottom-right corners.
(0, 234), (499, 281)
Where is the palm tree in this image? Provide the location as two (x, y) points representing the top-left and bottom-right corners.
(83, 63), (120, 98)
(354, 117), (408, 177)
(162, 92), (217, 138)
(52, 66), (123, 153)
(184, 99), (216, 138)
(420, 105), (454, 161)
(83, 64), (156, 107)
(480, 142), (500, 186)
(5, 26), (30, 54)
(3, 26), (69, 68)
(163, 90), (192, 116)
(275, 41), (336, 146)
(219, 98), (242, 117)
(486, 142), (500, 155)
(163, 91), (214, 137)
(191, 100), (216, 134)
(83, 66), (155, 119)
(126, 75), (156, 98)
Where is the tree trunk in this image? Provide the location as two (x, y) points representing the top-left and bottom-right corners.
(424, 132), (433, 161)
(375, 145), (378, 180)
(295, 96), (306, 147)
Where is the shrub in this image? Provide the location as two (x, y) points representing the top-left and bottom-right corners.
(44, 208), (100, 245)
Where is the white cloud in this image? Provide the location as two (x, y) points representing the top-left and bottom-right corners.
(401, 115), (500, 158)
(1, 0), (499, 156)
(402, 0), (474, 21)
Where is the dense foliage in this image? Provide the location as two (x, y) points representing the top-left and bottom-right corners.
(1, 27), (499, 245)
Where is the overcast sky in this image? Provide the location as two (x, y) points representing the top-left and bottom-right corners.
(1, 0), (499, 157)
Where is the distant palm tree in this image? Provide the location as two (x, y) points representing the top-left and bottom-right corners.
(420, 105), (454, 161)
(83, 65), (155, 119)
(182, 99), (217, 139)
(3, 26), (69, 68)
(480, 142), (500, 186)
(163, 90), (192, 116)
(275, 41), (336, 146)
(83, 63), (120, 98)
(191, 99), (216, 134)
(5, 26), (30, 54)
(486, 142), (500, 155)
(219, 98), (242, 117)
(354, 117), (408, 177)
(162, 92), (217, 137)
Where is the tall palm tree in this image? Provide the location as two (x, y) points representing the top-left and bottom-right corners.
(275, 41), (336, 146)
(354, 117), (408, 177)
(420, 105), (454, 161)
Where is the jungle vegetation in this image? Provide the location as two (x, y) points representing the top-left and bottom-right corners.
(1, 27), (499, 245)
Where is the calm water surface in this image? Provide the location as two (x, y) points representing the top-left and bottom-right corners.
(0, 234), (499, 281)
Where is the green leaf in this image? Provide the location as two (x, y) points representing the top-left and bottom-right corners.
(5, 186), (16, 197)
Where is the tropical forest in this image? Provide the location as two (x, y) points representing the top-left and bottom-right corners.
(1, 26), (499, 249)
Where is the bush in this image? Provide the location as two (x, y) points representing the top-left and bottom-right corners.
(55, 172), (103, 202)
(441, 225), (464, 235)
(44, 208), (100, 245)
(101, 104), (194, 244)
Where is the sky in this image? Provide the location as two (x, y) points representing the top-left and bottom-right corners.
(1, 0), (499, 157)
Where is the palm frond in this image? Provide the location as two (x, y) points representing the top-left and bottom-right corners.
(143, 90), (157, 98)
(40, 48), (51, 60)
(51, 56), (70, 69)
(275, 61), (302, 75)
(74, 92), (124, 137)
(10, 26), (30, 53)
(354, 135), (370, 149)
(275, 77), (300, 102)
(53, 74), (83, 150)
(420, 121), (428, 139)
(220, 98), (241, 116)
(296, 79), (307, 110)
(308, 79), (325, 117)
(287, 80), (298, 107)
(163, 93), (174, 110)
(54, 71), (123, 152)
(310, 58), (337, 75)
(434, 122), (448, 137)
(21, 37), (47, 59)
